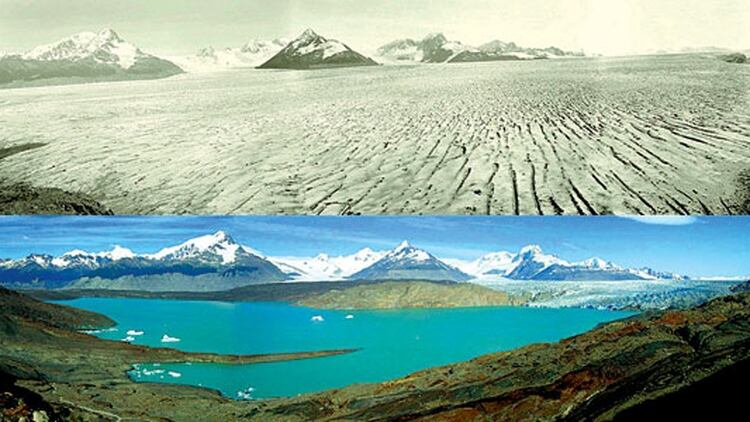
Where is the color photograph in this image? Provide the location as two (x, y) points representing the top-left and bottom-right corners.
(1, 216), (750, 420)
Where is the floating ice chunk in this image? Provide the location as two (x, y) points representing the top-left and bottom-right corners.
(237, 387), (255, 400)
(142, 368), (165, 376)
(168, 371), (182, 378)
(310, 315), (324, 322)
(161, 334), (181, 343)
(121, 336), (136, 342)
(345, 314), (354, 319)
(126, 330), (144, 336)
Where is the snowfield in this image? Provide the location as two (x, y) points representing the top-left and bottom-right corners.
(1, 54), (749, 215)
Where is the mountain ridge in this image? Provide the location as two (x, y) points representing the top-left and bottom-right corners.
(0, 232), (689, 289)
(258, 29), (377, 70)
(0, 28), (183, 87)
(376, 32), (584, 64)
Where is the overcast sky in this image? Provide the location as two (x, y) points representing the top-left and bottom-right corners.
(0, 0), (748, 56)
(0, 216), (748, 278)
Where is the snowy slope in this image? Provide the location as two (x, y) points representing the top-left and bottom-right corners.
(270, 248), (386, 281)
(376, 33), (584, 64)
(258, 29), (377, 69)
(147, 231), (262, 264)
(173, 39), (289, 73)
(448, 245), (684, 281)
(1, 29), (183, 86)
(348, 241), (471, 282)
(23, 29), (150, 69)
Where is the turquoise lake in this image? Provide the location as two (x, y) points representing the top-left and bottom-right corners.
(59, 298), (634, 399)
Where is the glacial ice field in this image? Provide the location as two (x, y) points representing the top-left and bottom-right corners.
(1, 54), (749, 215)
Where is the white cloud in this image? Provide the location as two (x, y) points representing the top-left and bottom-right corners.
(620, 216), (698, 226)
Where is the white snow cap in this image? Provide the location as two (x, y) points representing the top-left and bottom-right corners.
(148, 230), (261, 264)
(98, 245), (136, 260)
(291, 28), (350, 59)
(270, 247), (386, 281)
(518, 244), (543, 255)
(387, 241), (431, 262)
(23, 28), (144, 69)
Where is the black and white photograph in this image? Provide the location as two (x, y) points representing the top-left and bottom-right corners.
(1, 1), (749, 421)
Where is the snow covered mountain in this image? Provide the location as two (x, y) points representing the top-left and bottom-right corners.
(348, 241), (471, 282)
(0, 231), (287, 291)
(0, 236), (687, 290)
(23, 29), (145, 67)
(455, 245), (685, 281)
(376, 33), (584, 64)
(0, 29), (183, 87)
(443, 251), (515, 277)
(258, 29), (377, 69)
(145, 231), (263, 264)
(173, 38), (289, 72)
(376, 33), (473, 63)
(271, 248), (386, 281)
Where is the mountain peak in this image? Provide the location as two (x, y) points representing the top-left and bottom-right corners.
(395, 240), (412, 252)
(99, 245), (135, 261)
(21, 28), (148, 69)
(581, 257), (614, 269)
(519, 244), (543, 256)
(298, 28), (323, 42)
(423, 32), (447, 43)
(259, 29), (376, 69)
(62, 249), (89, 257)
(148, 231), (243, 263)
(97, 28), (122, 42)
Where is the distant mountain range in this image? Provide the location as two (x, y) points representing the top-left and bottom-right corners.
(258, 29), (377, 70)
(0, 29), (183, 87)
(445, 245), (686, 281)
(376, 33), (584, 64)
(0, 231), (688, 292)
(0, 231), (288, 291)
(172, 38), (290, 72)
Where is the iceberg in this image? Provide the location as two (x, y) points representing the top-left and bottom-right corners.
(310, 315), (324, 322)
(237, 387), (255, 400)
(126, 330), (144, 336)
(161, 334), (181, 343)
(120, 335), (136, 342)
(345, 314), (355, 319)
(168, 371), (182, 378)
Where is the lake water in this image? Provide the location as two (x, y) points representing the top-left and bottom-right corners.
(60, 298), (634, 399)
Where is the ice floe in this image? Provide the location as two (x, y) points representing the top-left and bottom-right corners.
(237, 387), (255, 400)
(126, 329), (144, 336)
(161, 334), (181, 343)
(310, 315), (324, 322)
(345, 314), (354, 319)
(168, 371), (182, 378)
(121, 336), (136, 342)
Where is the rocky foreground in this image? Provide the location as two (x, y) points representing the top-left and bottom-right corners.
(0, 144), (111, 215)
(3, 286), (750, 420)
(249, 293), (750, 421)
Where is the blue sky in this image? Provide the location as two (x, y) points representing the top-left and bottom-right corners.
(0, 216), (748, 277)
